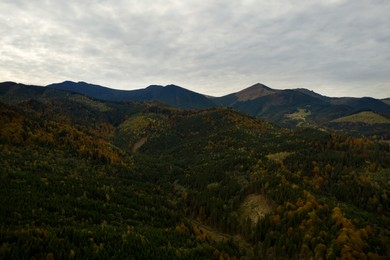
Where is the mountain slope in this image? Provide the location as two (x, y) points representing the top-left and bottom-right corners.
(295, 88), (330, 102)
(226, 89), (335, 125)
(330, 97), (390, 113)
(382, 98), (390, 105)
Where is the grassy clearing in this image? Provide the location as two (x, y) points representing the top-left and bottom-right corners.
(285, 108), (311, 121)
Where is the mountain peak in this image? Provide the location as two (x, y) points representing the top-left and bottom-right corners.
(146, 85), (164, 90)
(235, 83), (277, 101)
(251, 83), (273, 89)
(164, 84), (183, 89)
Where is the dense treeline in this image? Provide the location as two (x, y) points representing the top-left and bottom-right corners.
(139, 110), (390, 258)
(0, 144), (241, 259)
(140, 109), (390, 258)
(0, 88), (389, 259)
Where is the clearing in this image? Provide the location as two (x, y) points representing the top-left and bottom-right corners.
(285, 108), (311, 121)
(239, 194), (273, 224)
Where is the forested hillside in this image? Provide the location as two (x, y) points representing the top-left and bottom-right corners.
(0, 85), (389, 259)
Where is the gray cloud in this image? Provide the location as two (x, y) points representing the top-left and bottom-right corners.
(0, 0), (389, 98)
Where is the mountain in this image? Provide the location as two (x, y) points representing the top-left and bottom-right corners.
(214, 83), (390, 131)
(1, 83), (389, 258)
(212, 83), (279, 106)
(47, 81), (215, 109)
(47, 81), (123, 100)
(0, 81), (46, 99)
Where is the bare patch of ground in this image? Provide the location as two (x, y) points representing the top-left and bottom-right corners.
(131, 137), (147, 152)
(239, 194), (273, 224)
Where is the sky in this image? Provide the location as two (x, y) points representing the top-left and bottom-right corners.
(1, 0), (389, 98)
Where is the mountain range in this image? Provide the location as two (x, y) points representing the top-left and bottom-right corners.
(46, 81), (390, 117)
(1, 80), (390, 139)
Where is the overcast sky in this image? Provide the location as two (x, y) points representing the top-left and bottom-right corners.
(1, 0), (389, 98)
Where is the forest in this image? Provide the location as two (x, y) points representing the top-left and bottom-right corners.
(0, 86), (389, 259)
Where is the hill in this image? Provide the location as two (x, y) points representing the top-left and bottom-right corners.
(0, 83), (389, 258)
(325, 111), (390, 139)
(332, 111), (390, 124)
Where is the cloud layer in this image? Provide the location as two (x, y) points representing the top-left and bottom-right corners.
(1, 0), (389, 98)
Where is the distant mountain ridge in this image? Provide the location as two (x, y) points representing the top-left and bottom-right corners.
(47, 81), (215, 109)
(1, 81), (389, 137)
